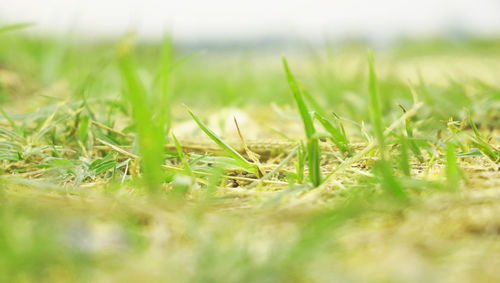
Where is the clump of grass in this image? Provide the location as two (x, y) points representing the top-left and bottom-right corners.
(314, 112), (353, 157)
(282, 56), (322, 187)
(186, 107), (263, 178)
(399, 104), (424, 162)
(467, 112), (499, 162)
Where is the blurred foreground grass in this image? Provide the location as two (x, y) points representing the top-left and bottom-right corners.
(0, 29), (499, 282)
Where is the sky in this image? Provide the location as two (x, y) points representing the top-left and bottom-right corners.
(0, 0), (499, 41)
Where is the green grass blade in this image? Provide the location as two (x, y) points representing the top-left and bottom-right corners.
(171, 132), (194, 178)
(373, 160), (408, 201)
(0, 106), (18, 131)
(467, 111), (481, 138)
(467, 112), (499, 161)
(367, 50), (386, 160)
(314, 112), (352, 156)
(399, 137), (411, 176)
(118, 42), (166, 193)
(300, 83), (328, 118)
(296, 141), (305, 184)
(78, 115), (89, 143)
(445, 143), (460, 191)
(186, 107), (262, 177)
(153, 35), (173, 135)
(282, 56), (322, 187)
(400, 105), (424, 162)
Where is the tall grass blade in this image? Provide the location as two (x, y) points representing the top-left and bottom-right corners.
(282, 56), (322, 187)
(153, 35), (173, 134)
(118, 41), (166, 193)
(367, 51), (386, 159)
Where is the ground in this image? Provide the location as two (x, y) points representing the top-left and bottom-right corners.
(0, 32), (499, 282)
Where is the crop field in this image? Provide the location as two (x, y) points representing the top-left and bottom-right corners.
(1, 25), (500, 282)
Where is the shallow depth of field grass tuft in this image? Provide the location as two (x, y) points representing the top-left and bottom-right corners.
(1, 27), (500, 282)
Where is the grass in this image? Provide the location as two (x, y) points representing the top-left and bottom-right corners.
(282, 56), (322, 187)
(118, 39), (166, 193)
(0, 30), (500, 282)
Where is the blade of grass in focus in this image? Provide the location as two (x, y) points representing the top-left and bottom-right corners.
(282, 56), (322, 187)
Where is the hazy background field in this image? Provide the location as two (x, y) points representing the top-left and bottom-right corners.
(1, 0), (500, 43)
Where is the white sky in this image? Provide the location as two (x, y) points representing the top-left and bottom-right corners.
(0, 0), (499, 41)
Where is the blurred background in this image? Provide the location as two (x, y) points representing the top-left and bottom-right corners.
(1, 0), (499, 128)
(1, 0), (500, 43)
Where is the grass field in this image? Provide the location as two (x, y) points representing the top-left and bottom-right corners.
(1, 26), (500, 282)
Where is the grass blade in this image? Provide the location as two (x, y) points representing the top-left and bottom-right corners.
(399, 136), (411, 176)
(186, 107), (262, 178)
(445, 143), (460, 191)
(399, 105), (424, 162)
(314, 112), (352, 156)
(282, 56), (322, 187)
(296, 141), (305, 184)
(171, 132), (194, 178)
(368, 50), (386, 159)
(373, 160), (408, 201)
(467, 112), (499, 162)
(118, 40), (166, 193)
